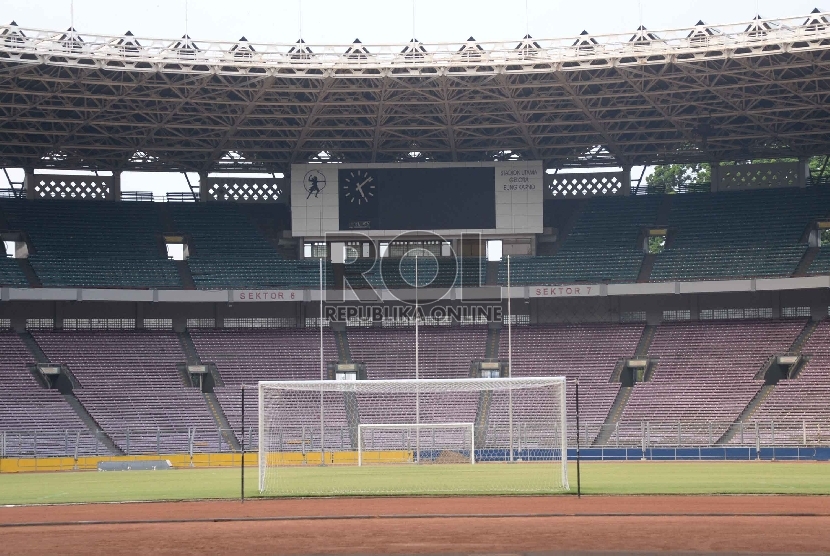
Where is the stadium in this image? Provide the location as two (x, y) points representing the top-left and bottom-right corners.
(1, 4), (830, 554)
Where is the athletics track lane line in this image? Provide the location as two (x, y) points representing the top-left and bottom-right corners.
(1, 512), (829, 528)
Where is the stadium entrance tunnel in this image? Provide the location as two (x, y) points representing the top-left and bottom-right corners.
(612, 358), (656, 386)
(28, 363), (81, 394)
(1, 231), (30, 259)
(177, 363), (223, 392)
(756, 354), (809, 385)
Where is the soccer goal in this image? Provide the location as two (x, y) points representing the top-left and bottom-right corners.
(258, 377), (569, 496)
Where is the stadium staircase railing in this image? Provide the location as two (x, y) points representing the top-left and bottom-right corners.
(176, 330), (240, 451)
(16, 330), (124, 455)
(332, 325), (360, 449)
(716, 319), (821, 445)
(593, 324), (657, 446)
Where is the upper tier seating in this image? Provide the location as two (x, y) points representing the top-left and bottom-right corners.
(500, 196), (662, 284)
(619, 320), (805, 445)
(167, 203), (329, 289)
(499, 323), (645, 443)
(807, 247), (830, 275)
(0, 200), (181, 288)
(0, 333), (99, 457)
(0, 257), (27, 286)
(2, 185), (830, 288)
(651, 188), (830, 281)
(33, 331), (218, 453)
(504, 187), (830, 285)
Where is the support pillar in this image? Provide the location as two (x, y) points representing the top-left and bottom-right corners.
(108, 170), (122, 201)
(622, 165), (632, 196)
(771, 291), (781, 320)
(798, 157), (810, 188)
(689, 295), (700, 321)
(23, 168), (36, 200)
(198, 172), (210, 202)
(710, 162), (721, 193)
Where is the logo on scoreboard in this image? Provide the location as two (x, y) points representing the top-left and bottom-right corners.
(348, 220), (372, 229)
(303, 170), (327, 199)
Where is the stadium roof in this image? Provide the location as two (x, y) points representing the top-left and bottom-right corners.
(0, 11), (829, 173)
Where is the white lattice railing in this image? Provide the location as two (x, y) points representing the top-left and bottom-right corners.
(31, 174), (111, 200)
(717, 162), (804, 191)
(546, 171), (627, 198)
(207, 179), (285, 202)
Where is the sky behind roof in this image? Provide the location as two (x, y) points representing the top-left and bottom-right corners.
(2, 0), (823, 45)
(0, 0), (824, 198)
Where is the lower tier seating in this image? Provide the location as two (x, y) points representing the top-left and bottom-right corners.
(1, 321), (829, 456)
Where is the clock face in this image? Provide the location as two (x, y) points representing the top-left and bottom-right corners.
(341, 169), (377, 205)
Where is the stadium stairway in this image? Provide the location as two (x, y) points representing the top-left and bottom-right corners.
(176, 330), (240, 451)
(174, 260), (197, 289)
(333, 324), (352, 364)
(0, 203), (39, 287)
(540, 199), (587, 257)
(157, 204), (197, 289)
(17, 331), (124, 455)
(793, 246), (820, 277)
(485, 324), (501, 361)
(474, 323), (501, 449)
(485, 260), (500, 285)
(636, 196), (674, 283)
(717, 319), (820, 445)
(593, 324), (657, 446)
(16, 257), (41, 287)
(333, 325), (360, 449)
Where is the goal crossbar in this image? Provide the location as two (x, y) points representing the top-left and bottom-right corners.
(258, 376), (567, 393)
(358, 422), (475, 466)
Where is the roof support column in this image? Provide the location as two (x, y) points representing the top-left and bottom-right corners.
(23, 167), (36, 200)
(108, 170), (121, 201)
(798, 157), (810, 187)
(198, 171), (210, 202)
(622, 165), (632, 196)
(710, 162), (721, 193)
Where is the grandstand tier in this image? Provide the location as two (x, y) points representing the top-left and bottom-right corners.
(1, 317), (826, 458)
(4, 185), (830, 290)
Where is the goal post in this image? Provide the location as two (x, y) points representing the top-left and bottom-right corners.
(258, 377), (568, 496)
(358, 423), (475, 466)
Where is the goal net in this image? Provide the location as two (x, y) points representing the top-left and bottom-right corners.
(258, 377), (569, 496)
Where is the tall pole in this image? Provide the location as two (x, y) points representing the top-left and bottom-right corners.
(508, 255), (514, 462)
(298, 0), (303, 41)
(241, 386), (245, 503)
(319, 256), (325, 464)
(412, 0), (416, 39)
(415, 255), (420, 463)
(575, 378), (582, 498)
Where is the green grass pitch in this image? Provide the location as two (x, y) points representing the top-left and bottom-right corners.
(1, 461), (829, 505)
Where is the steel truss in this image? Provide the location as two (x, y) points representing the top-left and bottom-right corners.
(0, 12), (829, 173)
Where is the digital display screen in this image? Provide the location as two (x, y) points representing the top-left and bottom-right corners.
(338, 167), (495, 230)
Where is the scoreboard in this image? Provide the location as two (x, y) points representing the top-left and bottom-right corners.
(291, 161), (543, 237)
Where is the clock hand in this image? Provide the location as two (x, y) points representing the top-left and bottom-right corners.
(355, 176), (373, 198)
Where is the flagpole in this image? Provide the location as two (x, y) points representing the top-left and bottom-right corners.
(508, 254), (513, 463)
(319, 256), (324, 464)
(415, 255), (420, 464)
